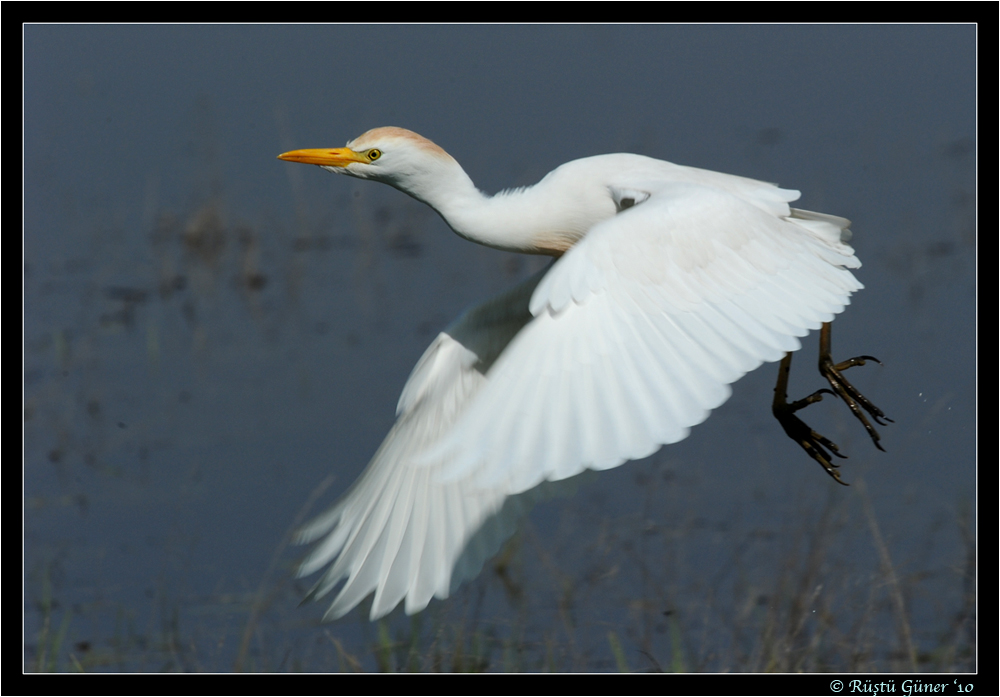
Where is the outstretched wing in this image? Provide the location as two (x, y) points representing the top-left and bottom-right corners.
(296, 270), (547, 620)
(426, 182), (862, 494)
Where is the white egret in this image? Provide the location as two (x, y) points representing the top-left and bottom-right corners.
(278, 127), (888, 621)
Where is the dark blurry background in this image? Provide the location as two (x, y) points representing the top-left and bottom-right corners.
(24, 25), (975, 672)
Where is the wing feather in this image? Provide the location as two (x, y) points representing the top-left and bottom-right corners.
(297, 271), (554, 619)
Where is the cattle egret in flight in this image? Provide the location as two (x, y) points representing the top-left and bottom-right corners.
(278, 127), (889, 620)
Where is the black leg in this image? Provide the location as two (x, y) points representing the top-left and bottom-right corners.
(772, 322), (890, 485)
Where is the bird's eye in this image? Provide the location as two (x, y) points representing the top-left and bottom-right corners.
(367, 149), (382, 162)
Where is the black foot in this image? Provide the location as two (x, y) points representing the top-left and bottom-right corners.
(773, 354), (850, 485)
(819, 342), (893, 452)
(772, 323), (890, 485)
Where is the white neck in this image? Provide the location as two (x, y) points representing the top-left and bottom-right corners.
(389, 160), (601, 256)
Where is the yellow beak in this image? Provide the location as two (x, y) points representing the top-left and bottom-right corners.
(277, 147), (369, 167)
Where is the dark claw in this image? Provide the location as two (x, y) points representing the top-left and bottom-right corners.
(773, 354), (850, 485)
(772, 323), (890, 484)
(787, 388), (837, 413)
(833, 354), (882, 371)
(819, 349), (892, 450)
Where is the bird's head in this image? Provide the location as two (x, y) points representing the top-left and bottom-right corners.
(278, 127), (467, 206)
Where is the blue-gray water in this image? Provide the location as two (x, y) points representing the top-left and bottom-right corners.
(24, 25), (975, 672)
